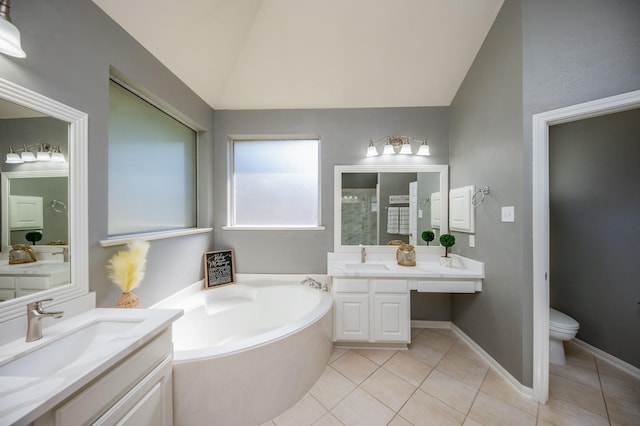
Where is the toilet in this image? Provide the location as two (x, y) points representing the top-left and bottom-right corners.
(549, 308), (580, 365)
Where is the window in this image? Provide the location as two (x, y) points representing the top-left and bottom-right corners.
(229, 138), (321, 228)
(108, 79), (197, 236)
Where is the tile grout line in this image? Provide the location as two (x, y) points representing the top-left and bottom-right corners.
(593, 356), (612, 425)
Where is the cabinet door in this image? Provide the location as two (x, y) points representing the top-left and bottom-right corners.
(373, 294), (410, 342)
(334, 294), (369, 341)
(93, 355), (173, 426)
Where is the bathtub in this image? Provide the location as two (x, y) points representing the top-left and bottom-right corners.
(162, 275), (333, 426)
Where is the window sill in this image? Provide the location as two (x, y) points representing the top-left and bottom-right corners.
(222, 226), (326, 231)
(100, 227), (213, 247)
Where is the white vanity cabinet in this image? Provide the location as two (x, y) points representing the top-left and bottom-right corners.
(33, 328), (174, 426)
(0, 264), (70, 300)
(333, 278), (410, 344)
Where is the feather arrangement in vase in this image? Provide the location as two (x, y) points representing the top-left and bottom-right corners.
(107, 240), (149, 308)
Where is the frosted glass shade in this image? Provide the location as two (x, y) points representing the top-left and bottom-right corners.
(366, 143), (378, 157)
(382, 142), (395, 155)
(36, 150), (50, 161)
(0, 17), (26, 58)
(399, 142), (412, 155)
(5, 152), (22, 163)
(21, 151), (36, 162)
(51, 151), (65, 162)
(416, 142), (431, 156)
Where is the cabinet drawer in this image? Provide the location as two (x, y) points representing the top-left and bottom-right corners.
(0, 289), (15, 300)
(16, 276), (51, 290)
(334, 278), (369, 293)
(53, 329), (172, 425)
(373, 279), (409, 293)
(0, 276), (15, 289)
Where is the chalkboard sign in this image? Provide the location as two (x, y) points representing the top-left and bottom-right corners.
(204, 250), (235, 289)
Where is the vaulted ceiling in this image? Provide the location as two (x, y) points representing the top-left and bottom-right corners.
(93, 0), (504, 110)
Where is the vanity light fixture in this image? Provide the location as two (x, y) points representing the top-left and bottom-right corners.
(366, 135), (431, 157)
(5, 144), (66, 164)
(0, 0), (26, 58)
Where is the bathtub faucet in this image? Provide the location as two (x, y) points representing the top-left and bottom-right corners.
(300, 276), (328, 292)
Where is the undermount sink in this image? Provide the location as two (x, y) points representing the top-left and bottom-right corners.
(0, 319), (141, 377)
(345, 263), (390, 271)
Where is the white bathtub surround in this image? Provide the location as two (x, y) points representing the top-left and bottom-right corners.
(0, 307), (181, 425)
(160, 275), (333, 426)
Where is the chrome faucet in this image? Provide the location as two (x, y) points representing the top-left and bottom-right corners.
(52, 247), (69, 262)
(360, 245), (367, 263)
(300, 276), (329, 292)
(26, 299), (64, 342)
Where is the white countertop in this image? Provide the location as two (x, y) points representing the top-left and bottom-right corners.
(0, 260), (69, 276)
(0, 308), (182, 426)
(327, 253), (484, 279)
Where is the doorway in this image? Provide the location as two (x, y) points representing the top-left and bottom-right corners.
(531, 89), (640, 403)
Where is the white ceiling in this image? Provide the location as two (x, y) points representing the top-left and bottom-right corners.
(93, 0), (504, 110)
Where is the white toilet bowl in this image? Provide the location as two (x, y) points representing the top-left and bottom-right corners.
(549, 308), (579, 365)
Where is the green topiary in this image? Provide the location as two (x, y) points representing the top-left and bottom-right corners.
(421, 230), (435, 246)
(439, 233), (455, 257)
(25, 231), (42, 245)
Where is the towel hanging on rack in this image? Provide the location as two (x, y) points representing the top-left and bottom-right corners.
(387, 207), (399, 234)
(399, 207), (410, 235)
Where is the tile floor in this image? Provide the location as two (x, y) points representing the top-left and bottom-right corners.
(263, 328), (640, 426)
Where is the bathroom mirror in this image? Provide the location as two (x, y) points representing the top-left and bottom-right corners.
(0, 77), (88, 321)
(334, 164), (449, 252)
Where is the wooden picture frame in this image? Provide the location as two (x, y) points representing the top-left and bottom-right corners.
(203, 249), (235, 289)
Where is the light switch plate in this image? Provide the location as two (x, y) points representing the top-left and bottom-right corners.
(469, 234), (475, 247)
(501, 206), (515, 222)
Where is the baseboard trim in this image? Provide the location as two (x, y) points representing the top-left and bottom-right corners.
(572, 338), (640, 381)
(449, 323), (534, 399)
(334, 342), (408, 351)
(411, 320), (452, 329)
(411, 321), (533, 399)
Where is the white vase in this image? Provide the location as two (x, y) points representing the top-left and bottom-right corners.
(440, 256), (453, 267)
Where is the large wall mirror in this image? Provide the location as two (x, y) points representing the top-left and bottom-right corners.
(0, 77), (87, 321)
(334, 164), (449, 252)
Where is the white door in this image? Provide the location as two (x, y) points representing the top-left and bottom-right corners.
(409, 181), (417, 245)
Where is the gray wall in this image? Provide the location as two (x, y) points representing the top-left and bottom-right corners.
(213, 107), (449, 274)
(449, 0), (527, 383)
(450, 0), (640, 386)
(213, 108), (451, 321)
(549, 108), (640, 368)
(0, 0), (215, 307)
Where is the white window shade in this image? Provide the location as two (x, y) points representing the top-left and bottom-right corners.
(108, 80), (197, 236)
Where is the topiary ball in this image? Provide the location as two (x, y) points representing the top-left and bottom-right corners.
(439, 233), (455, 248)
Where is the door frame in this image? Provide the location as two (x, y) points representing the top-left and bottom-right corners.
(531, 89), (640, 402)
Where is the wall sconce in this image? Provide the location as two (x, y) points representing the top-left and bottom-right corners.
(366, 135), (431, 157)
(0, 0), (26, 58)
(5, 144), (66, 164)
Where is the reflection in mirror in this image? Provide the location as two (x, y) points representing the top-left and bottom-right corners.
(334, 165), (449, 252)
(0, 77), (87, 320)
